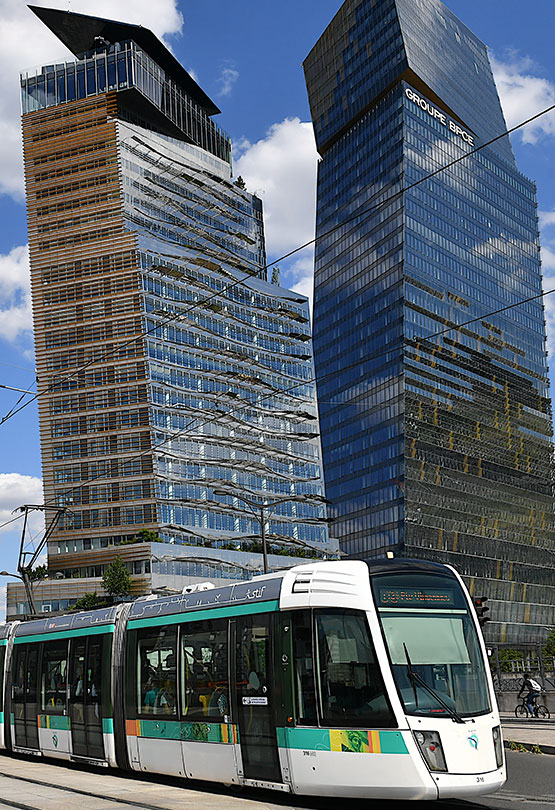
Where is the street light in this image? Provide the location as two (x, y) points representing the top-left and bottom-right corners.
(212, 487), (331, 574)
(152, 554), (262, 574)
(0, 570), (38, 615)
(157, 524), (339, 559)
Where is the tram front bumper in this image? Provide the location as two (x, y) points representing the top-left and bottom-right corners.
(434, 766), (506, 799)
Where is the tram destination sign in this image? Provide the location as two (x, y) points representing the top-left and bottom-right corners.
(378, 587), (456, 608)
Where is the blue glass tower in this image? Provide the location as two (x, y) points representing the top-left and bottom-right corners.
(305, 0), (555, 643)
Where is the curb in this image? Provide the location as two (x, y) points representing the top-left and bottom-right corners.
(503, 740), (555, 756)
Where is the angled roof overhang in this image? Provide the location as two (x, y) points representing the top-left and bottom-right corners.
(29, 5), (221, 116)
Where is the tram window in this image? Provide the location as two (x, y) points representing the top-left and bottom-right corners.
(315, 610), (396, 728)
(136, 627), (177, 716)
(41, 641), (68, 714)
(291, 611), (317, 725)
(181, 620), (228, 722)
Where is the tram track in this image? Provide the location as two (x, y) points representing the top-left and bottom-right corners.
(0, 766), (177, 810)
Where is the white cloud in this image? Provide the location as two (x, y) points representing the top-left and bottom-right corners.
(0, 243), (32, 342)
(491, 54), (555, 144)
(234, 118), (318, 258)
(217, 65), (239, 97)
(0, 0), (184, 200)
(539, 211), (555, 230)
(287, 252), (315, 311)
(0, 472), (43, 524)
(541, 245), (555, 272)
(0, 474), (44, 620)
(540, 244), (555, 355)
(0, 473), (44, 547)
(539, 217), (555, 352)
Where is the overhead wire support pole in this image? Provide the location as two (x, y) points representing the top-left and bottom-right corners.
(16, 506), (35, 615)
(14, 504), (67, 617)
(0, 384), (36, 394)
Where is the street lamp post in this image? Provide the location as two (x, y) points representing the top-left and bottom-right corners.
(212, 487), (330, 574)
(0, 569), (38, 616)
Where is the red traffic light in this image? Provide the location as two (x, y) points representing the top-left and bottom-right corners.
(473, 596), (490, 626)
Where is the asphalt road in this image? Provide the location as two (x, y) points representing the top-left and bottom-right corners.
(0, 750), (552, 809)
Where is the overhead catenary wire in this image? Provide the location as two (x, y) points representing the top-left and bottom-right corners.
(1, 100), (554, 427)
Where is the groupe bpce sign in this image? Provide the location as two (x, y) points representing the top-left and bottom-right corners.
(405, 87), (475, 147)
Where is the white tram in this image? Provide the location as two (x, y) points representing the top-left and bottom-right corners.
(0, 559), (505, 800)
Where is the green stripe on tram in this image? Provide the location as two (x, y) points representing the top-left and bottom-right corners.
(0, 712), (3, 725)
(277, 727), (409, 755)
(14, 624), (115, 644)
(38, 714), (71, 731)
(131, 719), (236, 743)
(37, 715), (113, 733)
(128, 600), (280, 630)
(0, 639), (7, 646)
(102, 718), (114, 734)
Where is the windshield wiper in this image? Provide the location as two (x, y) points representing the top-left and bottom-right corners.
(403, 642), (420, 709)
(403, 643), (465, 724)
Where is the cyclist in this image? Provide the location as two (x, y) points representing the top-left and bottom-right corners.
(518, 672), (542, 716)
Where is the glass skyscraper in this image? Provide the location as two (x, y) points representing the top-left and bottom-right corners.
(305, 0), (555, 643)
(10, 7), (330, 616)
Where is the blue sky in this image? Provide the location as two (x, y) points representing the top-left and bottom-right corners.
(1, 0), (554, 614)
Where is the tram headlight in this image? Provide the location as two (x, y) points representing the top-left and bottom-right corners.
(492, 725), (504, 768)
(413, 731), (447, 772)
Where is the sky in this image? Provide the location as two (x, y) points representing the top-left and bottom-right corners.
(0, 0), (555, 618)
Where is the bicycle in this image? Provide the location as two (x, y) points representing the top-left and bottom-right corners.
(514, 696), (550, 719)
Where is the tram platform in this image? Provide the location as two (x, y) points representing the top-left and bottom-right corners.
(0, 752), (280, 810)
(500, 713), (555, 754)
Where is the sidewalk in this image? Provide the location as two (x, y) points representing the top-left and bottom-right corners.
(500, 712), (555, 755)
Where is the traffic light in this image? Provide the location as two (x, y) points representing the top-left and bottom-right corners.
(473, 596), (490, 627)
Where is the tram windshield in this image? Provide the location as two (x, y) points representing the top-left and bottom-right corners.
(372, 572), (491, 718)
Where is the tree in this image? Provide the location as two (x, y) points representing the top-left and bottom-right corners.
(120, 528), (161, 545)
(543, 628), (555, 660)
(271, 266), (280, 285)
(28, 565), (47, 581)
(233, 175), (247, 190)
(102, 556), (132, 598)
(72, 592), (102, 611)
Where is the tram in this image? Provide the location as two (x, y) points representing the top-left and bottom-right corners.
(0, 559), (505, 800)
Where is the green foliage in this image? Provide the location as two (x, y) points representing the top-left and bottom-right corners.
(118, 529), (162, 545)
(271, 266), (280, 285)
(496, 648), (529, 673)
(102, 555), (132, 597)
(28, 565), (47, 581)
(507, 740), (528, 753)
(72, 592), (102, 611)
(542, 628), (555, 659)
(531, 745), (543, 755)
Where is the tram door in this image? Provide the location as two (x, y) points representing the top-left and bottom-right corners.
(235, 615), (281, 783)
(69, 636), (104, 759)
(12, 644), (39, 750)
